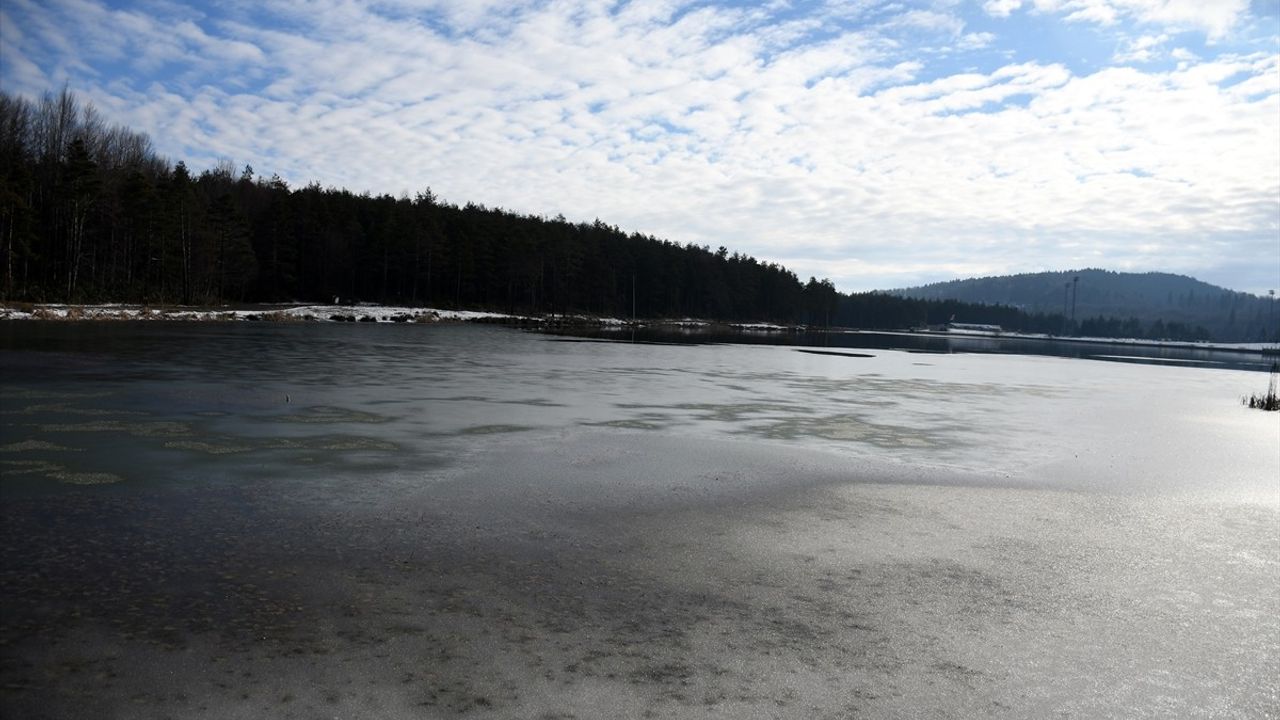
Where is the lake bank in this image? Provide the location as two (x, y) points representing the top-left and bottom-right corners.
(7, 299), (1269, 353)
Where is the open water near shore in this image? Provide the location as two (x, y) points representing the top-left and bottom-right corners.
(1, 322), (1277, 718)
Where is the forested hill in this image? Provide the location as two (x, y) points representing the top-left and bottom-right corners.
(894, 270), (1276, 342)
(0, 89), (809, 321)
(0, 88), (1267, 342)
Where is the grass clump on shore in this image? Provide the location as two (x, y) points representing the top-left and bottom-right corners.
(1243, 362), (1279, 411)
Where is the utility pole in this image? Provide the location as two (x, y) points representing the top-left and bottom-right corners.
(1269, 289), (1275, 342)
(1063, 281), (1070, 335)
(1072, 275), (1079, 328)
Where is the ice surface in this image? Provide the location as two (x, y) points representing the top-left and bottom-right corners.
(1, 323), (1276, 718)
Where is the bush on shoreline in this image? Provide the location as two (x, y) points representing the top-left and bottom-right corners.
(1243, 363), (1279, 411)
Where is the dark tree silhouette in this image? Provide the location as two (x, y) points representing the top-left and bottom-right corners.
(0, 87), (1257, 342)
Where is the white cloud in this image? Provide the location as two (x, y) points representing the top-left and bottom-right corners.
(983, 0), (1023, 18)
(958, 31), (997, 50)
(1028, 0), (1250, 40)
(1120, 0), (1250, 41)
(1, 0), (1276, 293)
(886, 9), (966, 35)
(1114, 33), (1169, 63)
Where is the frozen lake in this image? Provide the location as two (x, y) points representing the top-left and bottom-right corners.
(1, 322), (1277, 719)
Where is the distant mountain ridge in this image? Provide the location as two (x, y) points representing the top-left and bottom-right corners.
(891, 269), (1276, 342)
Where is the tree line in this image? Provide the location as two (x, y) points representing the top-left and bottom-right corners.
(0, 88), (1212, 341)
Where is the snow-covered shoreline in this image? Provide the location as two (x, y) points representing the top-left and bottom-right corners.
(0, 302), (526, 324)
(0, 302), (800, 333)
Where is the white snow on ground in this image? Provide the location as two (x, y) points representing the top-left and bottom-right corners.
(665, 318), (710, 328)
(0, 303), (532, 323)
(545, 313), (629, 326)
(0, 304), (784, 330)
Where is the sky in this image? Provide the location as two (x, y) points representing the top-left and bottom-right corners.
(2, 0), (1278, 295)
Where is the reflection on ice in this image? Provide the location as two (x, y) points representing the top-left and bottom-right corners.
(271, 405), (391, 425)
(1, 322), (1275, 496)
(2, 322), (1275, 494)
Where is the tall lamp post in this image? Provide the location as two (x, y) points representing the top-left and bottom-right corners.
(1072, 275), (1079, 329)
(1063, 281), (1070, 335)
(1269, 289), (1275, 343)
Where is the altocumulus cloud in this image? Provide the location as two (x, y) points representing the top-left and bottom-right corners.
(1, 0), (1277, 293)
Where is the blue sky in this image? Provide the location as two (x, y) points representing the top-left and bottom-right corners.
(2, 0), (1278, 294)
